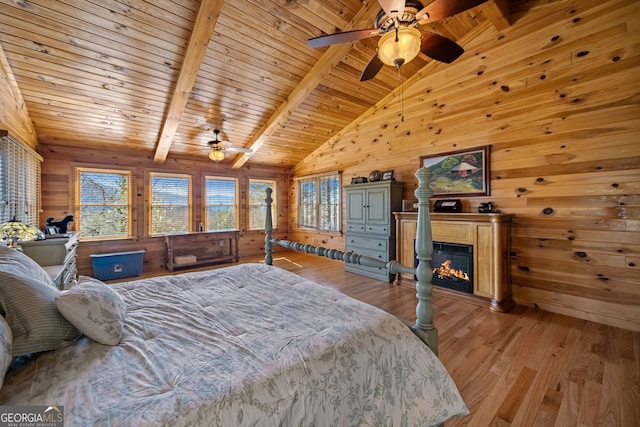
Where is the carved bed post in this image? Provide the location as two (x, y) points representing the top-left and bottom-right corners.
(264, 187), (273, 266)
(412, 167), (438, 355)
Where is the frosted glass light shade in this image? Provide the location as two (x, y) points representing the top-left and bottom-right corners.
(209, 147), (225, 162)
(377, 27), (422, 67)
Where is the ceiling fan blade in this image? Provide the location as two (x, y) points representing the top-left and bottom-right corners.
(378, 0), (406, 18)
(360, 52), (385, 81)
(416, 0), (488, 24)
(420, 32), (464, 63)
(225, 147), (253, 153)
(308, 28), (380, 48)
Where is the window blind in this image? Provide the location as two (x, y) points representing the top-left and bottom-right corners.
(150, 172), (191, 235)
(0, 131), (42, 226)
(297, 172), (340, 231)
(205, 176), (238, 230)
(248, 179), (276, 230)
(77, 168), (131, 238)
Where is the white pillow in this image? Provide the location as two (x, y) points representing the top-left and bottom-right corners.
(56, 276), (127, 345)
(0, 316), (12, 388)
(0, 247), (81, 356)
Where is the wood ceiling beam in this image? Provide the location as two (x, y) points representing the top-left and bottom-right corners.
(231, 0), (382, 169)
(153, 0), (223, 163)
(485, 0), (511, 31)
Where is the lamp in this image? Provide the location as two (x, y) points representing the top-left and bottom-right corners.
(208, 145), (226, 162)
(0, 216), (43, 247)
(377, 27), (422, 68)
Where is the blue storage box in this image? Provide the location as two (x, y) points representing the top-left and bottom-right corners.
(90, 250), (145, 280)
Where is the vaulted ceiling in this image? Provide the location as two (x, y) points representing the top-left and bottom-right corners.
(0, 0), (509, 168)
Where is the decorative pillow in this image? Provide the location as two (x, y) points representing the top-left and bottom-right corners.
(0, 316), (12, 388)
(0, 246), (56, 289)
(56, 276), (127, 345)
(0, 247), (81, 356)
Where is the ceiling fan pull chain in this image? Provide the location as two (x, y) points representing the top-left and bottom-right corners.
(399, 68), (405, 122)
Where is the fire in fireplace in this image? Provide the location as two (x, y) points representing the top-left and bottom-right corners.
(415, 241), (474, 294)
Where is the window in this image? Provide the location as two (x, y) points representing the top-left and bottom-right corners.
(297, 172), (340, 231)
(149, 172), (192, 235)
(0, 133), (42, 226)
(205, 176), (238, 230)
(76, 168), (132, 239)
(248, 179), (276, 230)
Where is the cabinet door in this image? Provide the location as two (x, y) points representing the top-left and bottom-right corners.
(346, 188), (366, 225)
(365, 186), (389, 226)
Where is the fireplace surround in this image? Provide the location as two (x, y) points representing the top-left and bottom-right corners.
(396, 212), (514, 312)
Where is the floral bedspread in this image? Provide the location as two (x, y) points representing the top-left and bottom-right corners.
(1, 263), (467, 426)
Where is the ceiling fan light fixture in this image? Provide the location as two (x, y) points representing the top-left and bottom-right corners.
(208, 146), (225, 162)
(377, 27), (422, 67)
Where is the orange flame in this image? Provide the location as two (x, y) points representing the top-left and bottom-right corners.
(433, 259), (470, 282)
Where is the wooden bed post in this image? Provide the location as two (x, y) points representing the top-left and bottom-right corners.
(412, 167), (438, 355)
(262, 168), (439, 354)
(264, 187), (273, 266)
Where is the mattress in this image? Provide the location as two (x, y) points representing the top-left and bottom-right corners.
(0, 263), (467, 426)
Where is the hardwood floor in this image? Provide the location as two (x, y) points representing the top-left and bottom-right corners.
(132, 250), (640, 426)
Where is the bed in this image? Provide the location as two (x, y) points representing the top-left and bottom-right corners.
(0, 167), (468, 426)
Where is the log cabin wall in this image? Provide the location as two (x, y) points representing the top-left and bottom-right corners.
(38, 143), (291, 276)
(290, 0), (640, 331)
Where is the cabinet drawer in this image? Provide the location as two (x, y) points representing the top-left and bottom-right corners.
(61, 258), (78, 289)
(346, 223), (366, 233)
(345, 235), (388, 252)
(346, 223), (390, 234)
(345, 245), (388, 261)
(364, 224), (389, 234)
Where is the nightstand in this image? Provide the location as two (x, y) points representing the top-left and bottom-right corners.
(20, 232), (79, 289)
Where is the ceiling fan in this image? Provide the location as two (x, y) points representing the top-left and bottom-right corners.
(206, 129), (253, 162)
(307, 0), (487, 81)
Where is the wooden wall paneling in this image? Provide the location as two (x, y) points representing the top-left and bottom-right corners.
(38, 142), (291, 275)
(290, 0), (640, 331)
(0, 41), (36, 147)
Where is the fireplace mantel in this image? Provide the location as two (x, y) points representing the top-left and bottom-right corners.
(394, 212), (515, 312)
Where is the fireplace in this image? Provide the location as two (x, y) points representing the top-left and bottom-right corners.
(397, 212), (514, 312)
(415, 241), (474, 294)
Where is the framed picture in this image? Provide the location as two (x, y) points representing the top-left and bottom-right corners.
(381, 170), (394, 181)
(45, 226), (58, 235)
(420, 145), (490, 197)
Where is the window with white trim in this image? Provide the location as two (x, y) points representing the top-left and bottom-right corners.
(76, 167), (132, 239)
(248, 179), (276, 230)
(205, 176), (238, 230)
(0, 133), (42, 226)
(149, 172), (192, 235)
(297, 172), (340, 231)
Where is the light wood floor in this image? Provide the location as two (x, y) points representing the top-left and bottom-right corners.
(135, 250), (640, 426)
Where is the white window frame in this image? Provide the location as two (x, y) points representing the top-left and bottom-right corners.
(149, 172), (192, 236)
(296, 172), (341, 232)
(204, 176), (238, 231)
(248, 178), (276, 230)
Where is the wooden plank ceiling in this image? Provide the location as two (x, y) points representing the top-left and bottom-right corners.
(0, 0), (508, 168)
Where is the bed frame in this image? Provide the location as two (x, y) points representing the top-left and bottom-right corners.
(264, 167), (438, 354)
